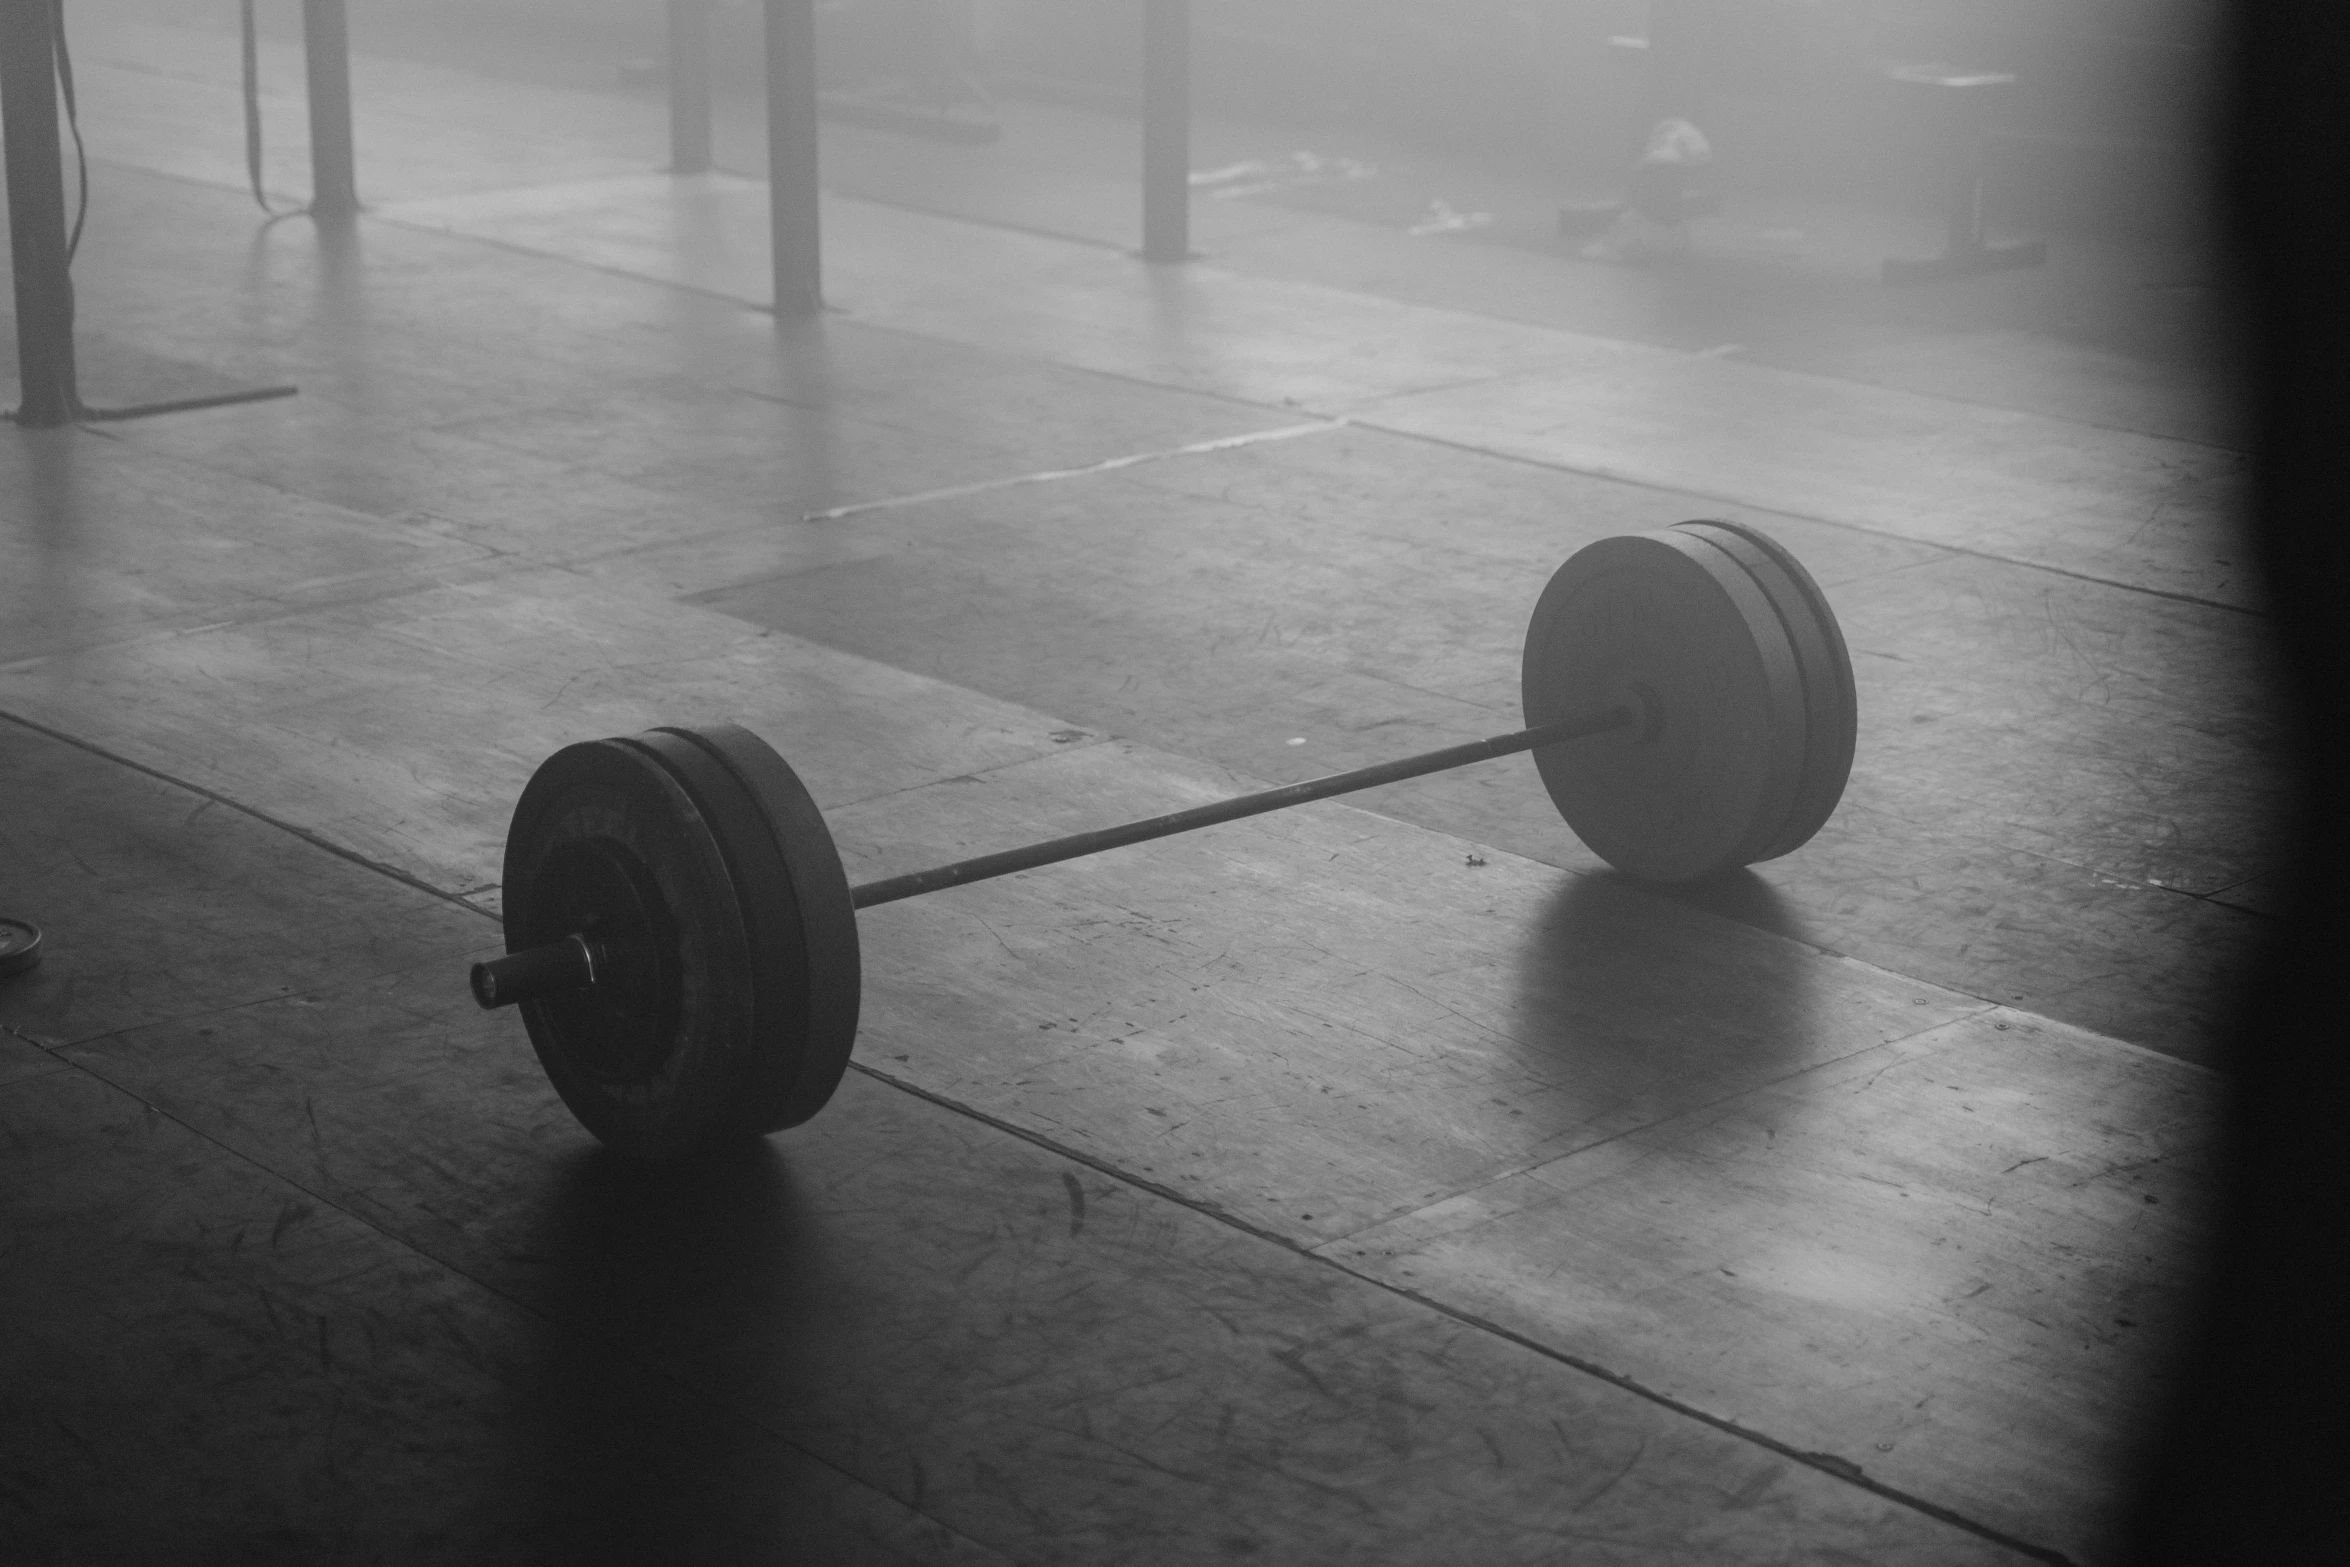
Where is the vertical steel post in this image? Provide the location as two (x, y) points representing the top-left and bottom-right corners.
(668, 0), (713, 174)
(1, 0), (81, 425)
(1140, 0), (1192, 262)
(302, 0), (358, 218)
(764, 0), (822, 314)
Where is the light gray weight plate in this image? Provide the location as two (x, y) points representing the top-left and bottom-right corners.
(1522, 528), (1809, 882)
(1670, 520), (1857, 863)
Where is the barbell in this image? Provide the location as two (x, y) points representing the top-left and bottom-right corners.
(470, 520), (1857, 1161)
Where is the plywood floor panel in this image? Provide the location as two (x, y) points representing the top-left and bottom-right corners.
(0, 1066), (1007, 1565)
(1, 564), (1104, 897)
(2, 22), (2246, 1560)
(366, 172), (2244, 610)
(7, 729), (2040, 1565)
(703, 436), (2279, 1059)
(1325, 1011), (2214, 1565)
(827, 738), (1987, 1246)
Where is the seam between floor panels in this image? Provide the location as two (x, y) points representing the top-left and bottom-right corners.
(1308, 998), (2012, 1248)
(345, 194), (1384, 437)
(1355, 419), (2262, 618)
(745, 172), (1140, 257)
(17, 1000), (2080, 1567)
(8, 624), (2206, 1086)
(5, 694), (2197, 1075)
(1320, 342), (2246, 461)
(363, 177), (2248, 593)
(796, 419), (1346, 521)
(6, 707), (2099, 1562)
(774, 171), (2236, 463)
(12, 1047), (1008, 1564)
(835, 732), (2204, 1076)
(90, 161), (2241, 625)
(78, 160), (1370, 473)
(0, 707), (498, 927)
(77, 21), (2239, 466)
(845, 1059), (2079, 1567)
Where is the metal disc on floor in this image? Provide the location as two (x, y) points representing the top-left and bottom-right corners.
(1669, 519), (1857, 863)
(637, 724), (860, 1136)
(0, 917), (42, 979)
(501, 737), (754, 1160)
(1521, 526), (1809, 882)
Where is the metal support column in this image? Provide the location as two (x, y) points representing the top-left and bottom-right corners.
(302, 0), (358, 219)
(764, 0), (822, 315)
(668, 0), (713, 174)
(1, 0), (81, 426)
(1140, 0), (1192, 262)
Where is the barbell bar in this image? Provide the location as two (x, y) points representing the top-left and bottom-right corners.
(478, 695), (1637, 1016)
(468, 519), (1858, 1161)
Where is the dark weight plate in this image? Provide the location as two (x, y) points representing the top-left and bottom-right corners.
(0, 916), (42, 979)
(1671, 520), (1857, 863)
(502, 738), (755, 1160)
(636, 724), (860, 1136)
(1522, 527), (1809, 882)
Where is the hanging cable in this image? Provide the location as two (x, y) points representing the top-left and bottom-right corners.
(49, 0), (88, 262)
(10, 0), (299, 423)
(57, 0), (298, 420)
(240, 0), (290, 214)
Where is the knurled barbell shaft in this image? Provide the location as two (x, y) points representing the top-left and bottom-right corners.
(850, 704), (1634, 910)
(472, 702), (1632, 1010)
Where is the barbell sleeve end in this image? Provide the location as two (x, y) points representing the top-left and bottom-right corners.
(471, 936), (598, 1010)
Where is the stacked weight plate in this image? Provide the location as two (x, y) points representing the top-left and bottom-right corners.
(501, 724), (858, 1160)
(1521, 519), (1857, 883)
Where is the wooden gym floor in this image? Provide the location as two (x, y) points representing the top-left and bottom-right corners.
(2, 8), (2253, 1564)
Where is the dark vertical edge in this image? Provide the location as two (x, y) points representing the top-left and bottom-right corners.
(667, 0), (713, 175)
(2118, 7), (2348, 1559)
(1942, 88), (1988, 256)
(1140, 0), (1192, 261)
(301, 0), (358, 218)
(764, 0), (822, 315)
(1, 0), (81, 425)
